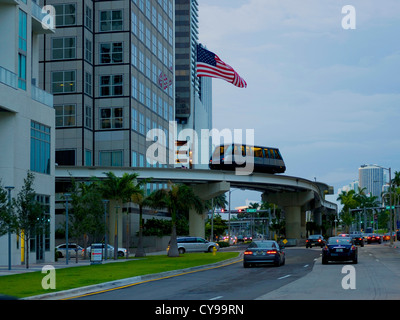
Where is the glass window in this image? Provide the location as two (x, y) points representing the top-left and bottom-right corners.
(54, 4), (76, 26)
(85, 6), (92, 30)
(100, 10), (123, 32)
(18, 53), (26, 90)
(99, 42), (123, 64)
(100, 107), (123, 129)
(18, 10), (27, 51)
(52, 37), (76, 60)
(85, 149), (92, 166)
(85, 105), (92, 129)
(31, 121), (51, 174)
(52, 71), (76, 93)
(55, 104), (76, 127)
(99, 150), (123, 166)
(100, 75), (123, 96)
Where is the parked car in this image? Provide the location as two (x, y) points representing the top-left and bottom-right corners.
(56, 243), (83, 258)
(243, 240), (285, 268)
(350, 233), (364, 247)
(83, 244), (127, 258)
(366, 233), (382, 244)
(322, 237), (358, 264)
(305, 234), (326, 248)
(171, 237), (219, 254)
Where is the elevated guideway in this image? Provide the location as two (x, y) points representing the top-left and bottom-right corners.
(55, 167), (337, 243)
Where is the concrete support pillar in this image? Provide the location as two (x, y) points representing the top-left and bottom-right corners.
(109, 200), (123, 250)
(189, 209), (208, 238)
(263, 191), (314, 240)
(190, 181), (230, 237)
(285, 206), (302, 239)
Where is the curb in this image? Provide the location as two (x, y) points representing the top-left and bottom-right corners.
(23, 253), (243, 300)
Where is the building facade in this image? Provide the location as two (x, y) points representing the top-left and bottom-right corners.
(359, 164), (385, 203)
(0, 0), (55, 266)
(40, 0), (175, 171)
(175, 0), (212, 169)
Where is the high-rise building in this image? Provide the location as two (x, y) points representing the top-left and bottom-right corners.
(40, 0), (175, 170)
(175, 0), (212, 168)
(358, 164), (385, 202)
(0, 0), (55, 265)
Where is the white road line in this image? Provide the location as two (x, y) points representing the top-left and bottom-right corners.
(277, 274), (291, 280)
(209, 296), (223, 300)
(304, 264), (309, 268)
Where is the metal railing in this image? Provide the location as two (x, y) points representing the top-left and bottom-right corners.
(0, 66), (18, 89)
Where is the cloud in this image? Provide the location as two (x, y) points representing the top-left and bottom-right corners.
(199, 0), (400, 205)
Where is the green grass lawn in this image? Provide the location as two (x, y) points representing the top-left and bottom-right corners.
(0, 252), (239, 299)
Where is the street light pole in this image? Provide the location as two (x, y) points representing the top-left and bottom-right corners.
(102, 200), (109, 260)
(64, 193), (71, 265)
(114, 205), (120, 260)
(5, 186), (14, 271)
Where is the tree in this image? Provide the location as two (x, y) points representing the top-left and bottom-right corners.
(148, 183), (204, 257)
(14, 171), (44, 269)
(130, 180), (153, 258)
(204, 194), (227, 241)
(0, 182), (13, 237)
(95, 171), (142, 259)
(67, 180), (104, 261)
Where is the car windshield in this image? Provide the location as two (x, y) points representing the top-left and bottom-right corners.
(327, 237), (352, 245)
(309, 235), (322, 239)
(248, 241), (277, 249)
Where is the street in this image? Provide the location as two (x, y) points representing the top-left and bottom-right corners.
(73, 247), (321, 300)
(71, 243), (400, 301)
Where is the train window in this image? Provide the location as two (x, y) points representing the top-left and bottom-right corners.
(253, 147), (263, 158)
(245, 146), (252, 156)
(273, 149), (281, 159)
(263, 148), (269, 158)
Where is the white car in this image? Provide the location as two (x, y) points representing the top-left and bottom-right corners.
(83, 244), (127, 258)
(56, 243), (83, 258)
(171, 237), (220, 254)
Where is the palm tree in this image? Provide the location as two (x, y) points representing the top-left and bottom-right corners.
(95, 171), (141, 259)
(130, 180), (153, 258)
(148, 183), (204, 257)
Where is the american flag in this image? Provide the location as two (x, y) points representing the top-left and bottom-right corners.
(158, 72), (172, 90)
(196, 45), (247, 88)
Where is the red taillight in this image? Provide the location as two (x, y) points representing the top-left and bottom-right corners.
(368, 237), (371, 239)
(266, 250), (277, 254)
(318, 239), (321, 242)
(376, 236), (380, 239)
(244, 251), (253, 255)
(306, 240), (309, 242)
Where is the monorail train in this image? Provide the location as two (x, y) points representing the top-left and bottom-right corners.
(209, 144), (286, 174)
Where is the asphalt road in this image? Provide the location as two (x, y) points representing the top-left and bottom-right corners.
(74, 247), (321, 300)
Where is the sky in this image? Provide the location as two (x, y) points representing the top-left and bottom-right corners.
(197, 0), (400, 210)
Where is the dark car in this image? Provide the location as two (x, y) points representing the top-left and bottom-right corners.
(243, 240), (285, 268)
(351, 233), (364, 247)
(366, 233), (382, 244)
(306, 234), (326, 248)
(322, 237), (358, 264)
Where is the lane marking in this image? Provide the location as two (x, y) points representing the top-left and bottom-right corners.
(304, 264), (309, 268)
(277, 274), (291, 280)
(209, 296), (223, 300)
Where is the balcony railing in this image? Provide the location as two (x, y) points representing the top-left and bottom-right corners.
(0, 66), (18, 89)
(31, 85), (53, 108)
